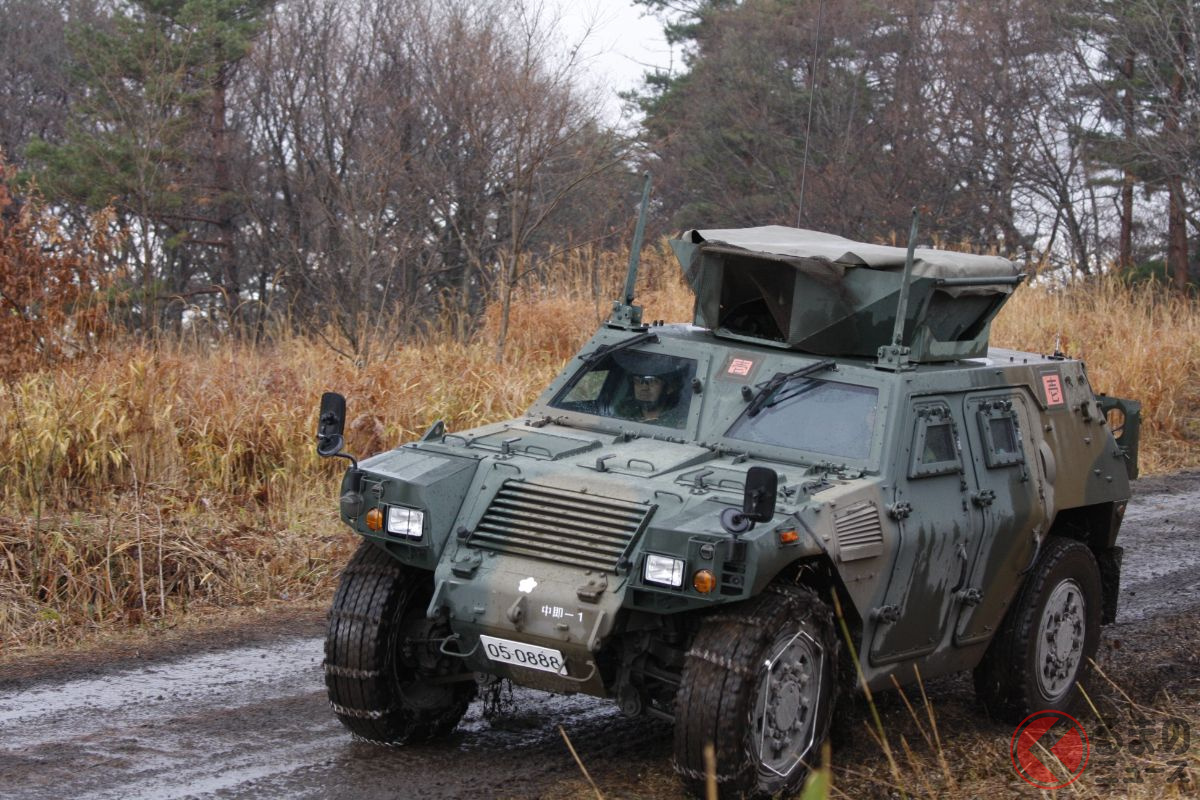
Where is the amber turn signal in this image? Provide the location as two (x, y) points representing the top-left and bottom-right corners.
(692, 569), (716, 594)
(779, 529), (800, 544)
(365, 507), (384, 531)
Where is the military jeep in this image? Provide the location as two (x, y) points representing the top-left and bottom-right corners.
(316, 219), (1139, 799)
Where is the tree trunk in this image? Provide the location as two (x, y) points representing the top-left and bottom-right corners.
(494, 252), (515, 363)
(1168, 176), (1188, 291)
(211, 65), (239, 328)
(1167, 45), (1188, 291)
(1119, 51), (1134, 272)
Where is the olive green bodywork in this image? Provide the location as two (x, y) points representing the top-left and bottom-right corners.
(329, 226), (1138, 710)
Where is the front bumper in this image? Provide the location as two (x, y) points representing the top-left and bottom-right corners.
(430, 564), (619, 696)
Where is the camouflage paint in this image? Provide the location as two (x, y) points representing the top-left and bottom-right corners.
(326, 230), (1137, 700)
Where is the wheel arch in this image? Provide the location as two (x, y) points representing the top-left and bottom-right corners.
(763, 555), (862, 631)
(1045, 501), (1126, 624)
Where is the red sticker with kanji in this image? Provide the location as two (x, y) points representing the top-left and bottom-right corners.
(1042, 374), (1065, 406)
(727, 358), (755, 376)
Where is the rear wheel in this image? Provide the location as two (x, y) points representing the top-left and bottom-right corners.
(974, 537), (1102, 723)
(324, 540), (476, 744)
(673, 584), (837, 799)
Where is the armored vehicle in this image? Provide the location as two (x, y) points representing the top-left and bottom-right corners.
(316, 211), (1139, 799)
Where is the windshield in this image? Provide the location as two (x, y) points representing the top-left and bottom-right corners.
(550, 349), (698, 430)
(725, 377), (878, 460)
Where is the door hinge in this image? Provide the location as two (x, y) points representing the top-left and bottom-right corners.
(871, 604), (902, 624)
(956, 588), (983, 606)
(971, 489), (996, 507)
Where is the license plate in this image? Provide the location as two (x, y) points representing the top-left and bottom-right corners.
(479, 635), (565, 674)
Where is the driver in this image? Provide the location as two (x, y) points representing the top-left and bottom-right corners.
(626, 370), (685, 426)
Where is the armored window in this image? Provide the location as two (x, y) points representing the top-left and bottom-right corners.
(725, 378), (878, 460)
(560, 370), (607, 404)
(978, 400), (1024, 468)
(550, 350), (698, 430)
(910, 405), (961, 478)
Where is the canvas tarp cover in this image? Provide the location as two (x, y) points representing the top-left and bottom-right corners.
(679, 225), (1020, 297)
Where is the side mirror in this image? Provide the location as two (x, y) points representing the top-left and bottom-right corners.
(742, 466), (778, 522)
(317, 392), (347, 457)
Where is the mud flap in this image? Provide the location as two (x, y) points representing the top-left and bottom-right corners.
(1096, 545), (1123, 624)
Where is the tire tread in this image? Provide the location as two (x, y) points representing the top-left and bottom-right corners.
(973, 536), (1102, 723)
(673, 584), (837, 799)
(324, 541), (474, 744)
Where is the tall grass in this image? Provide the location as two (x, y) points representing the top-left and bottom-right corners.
(990, 278), (1200, 474)
(1, 245), (1197, 649)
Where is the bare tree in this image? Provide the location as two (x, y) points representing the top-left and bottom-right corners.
(0, 0), (86, 165)
(236, 0), (628, 359)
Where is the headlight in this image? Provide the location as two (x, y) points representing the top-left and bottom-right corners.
(644, 554), (685, 587)
(386, 506), (425, 539)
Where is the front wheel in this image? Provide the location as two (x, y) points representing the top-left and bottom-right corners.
(673, 584), (838, 799)
(973, 537), (1102, 723)
(324, 540), (476, 744)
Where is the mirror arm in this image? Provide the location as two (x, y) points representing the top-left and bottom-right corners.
(328, 450), (359, 470)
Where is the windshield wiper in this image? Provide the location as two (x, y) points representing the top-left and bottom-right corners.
(765, 380), (822, 409)
(581, 331), (659, 366)
(746, 359), (836, 417)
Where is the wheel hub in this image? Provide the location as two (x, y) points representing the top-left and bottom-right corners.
(394, 614), (465, 709)
(1034, 579), (1086, 700)
(753, 631), (823, 777)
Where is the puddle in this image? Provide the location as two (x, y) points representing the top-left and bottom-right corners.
(0, 637), (323, 746)
(1117, 487), (1200, 621)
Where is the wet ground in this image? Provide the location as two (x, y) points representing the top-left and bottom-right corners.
(1, 472), (1198, 799)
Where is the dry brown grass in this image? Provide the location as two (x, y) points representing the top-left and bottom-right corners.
(545, 618), (1199, 799)
(991, 278), (1200, 474)
(1, 246), (1197, 652)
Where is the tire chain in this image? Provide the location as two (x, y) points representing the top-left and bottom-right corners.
(328, 700), (388, 720)
(672, 581), (839, 798)
(325, 541), (475, 745)
(323, 663), (381, 679)
(683, 646), (755, 677)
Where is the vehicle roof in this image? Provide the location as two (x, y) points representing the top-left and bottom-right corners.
(679, 226), (1019, 282)
(651, 323), (1064, 373)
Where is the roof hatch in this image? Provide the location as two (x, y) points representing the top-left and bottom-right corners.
(669, 225), (1023, 363)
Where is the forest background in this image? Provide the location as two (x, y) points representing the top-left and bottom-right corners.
(1, 0), (1199, 649)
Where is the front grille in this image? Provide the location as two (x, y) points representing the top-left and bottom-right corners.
(468, 481), (652, 572)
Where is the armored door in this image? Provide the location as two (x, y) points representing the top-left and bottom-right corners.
(868, 398), (976, 665)
(953, 392), (1045, 645)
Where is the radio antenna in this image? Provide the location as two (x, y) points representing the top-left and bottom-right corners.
(609, 173), (652, 330)
(795, 0), (825, 227)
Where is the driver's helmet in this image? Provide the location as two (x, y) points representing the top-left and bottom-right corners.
(614, 351), (684, 408)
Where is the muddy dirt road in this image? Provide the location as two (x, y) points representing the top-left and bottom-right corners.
(2, 474), (1197, 799)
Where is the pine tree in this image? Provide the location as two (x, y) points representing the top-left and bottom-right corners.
(27, 0), (272, 331)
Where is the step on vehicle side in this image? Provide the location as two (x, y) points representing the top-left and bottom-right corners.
(316, 200), (1140, 799)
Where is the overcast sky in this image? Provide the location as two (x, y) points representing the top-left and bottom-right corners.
(546, 0), (676, 125)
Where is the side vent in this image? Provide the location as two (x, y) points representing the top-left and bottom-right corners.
(834, 501), (884, 561)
